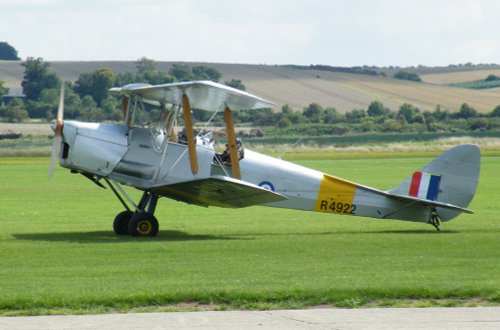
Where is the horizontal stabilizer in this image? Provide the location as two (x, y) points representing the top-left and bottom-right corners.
(385, 192), (473, 214)
(352, 182), (474, 219)
(151, 175), (287, 208)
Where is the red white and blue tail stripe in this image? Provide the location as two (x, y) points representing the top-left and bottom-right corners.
(409, 171), (441, 201)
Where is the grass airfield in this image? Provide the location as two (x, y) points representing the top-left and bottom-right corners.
(0, 153), (498, 315)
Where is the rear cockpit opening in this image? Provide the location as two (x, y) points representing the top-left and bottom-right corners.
(213, 137), (244, 166)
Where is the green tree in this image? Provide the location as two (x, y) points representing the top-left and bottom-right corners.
(135, 57), (174, 85)
(367, 101), (390, 117)
(485, 74), (499, 82)
(345, 109), (366, 123)
(277, 117), (292, 128)
(0, 80), (8, 100)
(141, 71), (175, 85)
(79, 95), (103, 121)
(0, 42), (20, 60)
(469, 118), (489, 131)
(62, 88), (82, 119)
(136, 57), (157, 74)
(281, 104), (306, 124)
(303, 103), (323, 123)
(431, 104), (450, 120)
(192, 66), (221, 82)
(393, 70), (422, 82)
(21, 57), (60, 101)
(491, 105), (500, 117)
(29, 87), (59, 120)
(101, 96), (122, 121)
(383, 118), (403, 132)
(1, 98), (28, 122)
(398, 103), (419, 123)
(322, 107), (342, 124)
(413, 113), (425, 124)
(168, 64), (221, 83)
(115, 71), (135, 86)
(224, 79), (246, 91)
(360, 118), (376, 132)
(456, 103), (478, 119)
(169, 64), (194, 82)
(281, 104), (293, 115)
(74, 68), (116, 106)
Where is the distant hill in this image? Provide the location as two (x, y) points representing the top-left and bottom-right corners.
(1, 61), (499, 113)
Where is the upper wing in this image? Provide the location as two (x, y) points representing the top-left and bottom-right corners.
(110, 80), (274, 112)
(150, 175), (287, 208)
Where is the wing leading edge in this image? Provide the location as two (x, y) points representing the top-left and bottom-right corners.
(110, 80), (274, 112)
(150, 175), (287, 208)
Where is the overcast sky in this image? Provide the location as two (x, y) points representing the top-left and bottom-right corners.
(2, 0), (499, 67)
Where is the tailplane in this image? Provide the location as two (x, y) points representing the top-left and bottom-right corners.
(389, 144), (480, 221)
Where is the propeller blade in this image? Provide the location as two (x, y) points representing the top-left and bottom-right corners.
(55, 83), (65, 136)
(49, 83), (65, 178)
(49, 135), (62, 178)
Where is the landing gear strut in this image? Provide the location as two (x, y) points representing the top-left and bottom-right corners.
(428, 208), (441, 232)
(106, 179), (160, 237)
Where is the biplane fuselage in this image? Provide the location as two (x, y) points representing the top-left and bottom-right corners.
(51, 81), (480, 236)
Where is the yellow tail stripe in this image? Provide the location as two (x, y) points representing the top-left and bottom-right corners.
(315, 174), (357, 215)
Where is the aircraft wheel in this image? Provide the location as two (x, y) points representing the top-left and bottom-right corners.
(128, 212), (159, 237)
(113, 210), (133, 235)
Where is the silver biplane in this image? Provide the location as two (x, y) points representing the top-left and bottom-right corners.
(49, 81), (480, 236)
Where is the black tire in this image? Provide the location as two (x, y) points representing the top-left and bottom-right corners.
(113, 210), (133, 235)
(128, 212), (159, 237)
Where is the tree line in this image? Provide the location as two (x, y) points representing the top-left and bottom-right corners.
(1, 57), (500, 136)
(0, 57), (245, 123)
(240, 102), (500, 137)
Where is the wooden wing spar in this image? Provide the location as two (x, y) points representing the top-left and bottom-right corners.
(110, 80), (275, 111)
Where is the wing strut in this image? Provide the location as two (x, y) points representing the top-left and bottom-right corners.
(121, 97), (131, 127)
(224, 106), (241, 180)
(182, 94), (199, 175)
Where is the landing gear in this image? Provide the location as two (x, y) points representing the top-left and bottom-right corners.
(113, 210), (133, 235)
(106, 179), (161, 237)
(128, 212), (159, 237)
(428, 208), (441, 232)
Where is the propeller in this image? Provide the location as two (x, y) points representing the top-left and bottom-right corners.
(49, 83), (65, 178)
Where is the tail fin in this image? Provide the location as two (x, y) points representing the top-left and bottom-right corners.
(390, 144), (480, 221)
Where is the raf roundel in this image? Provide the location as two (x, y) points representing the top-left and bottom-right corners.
(258, 181), (275, 192)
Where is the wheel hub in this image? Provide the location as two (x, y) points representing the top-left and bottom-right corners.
(137, 220), (152, 235)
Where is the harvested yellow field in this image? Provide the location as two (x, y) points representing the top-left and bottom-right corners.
(1, 61), (499, 114)
(421, 69), (500, 84)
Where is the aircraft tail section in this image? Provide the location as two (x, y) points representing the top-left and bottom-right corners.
(389, 144), (480, 221)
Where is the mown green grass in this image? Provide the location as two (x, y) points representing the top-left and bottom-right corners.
(0, 155), (498, 315)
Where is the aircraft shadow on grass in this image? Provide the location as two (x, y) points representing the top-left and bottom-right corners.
(223, 229), (459, 237)
(12, 228), (459, 244)
(368, 229), (459, 234)
(12, 230), (247, 244)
